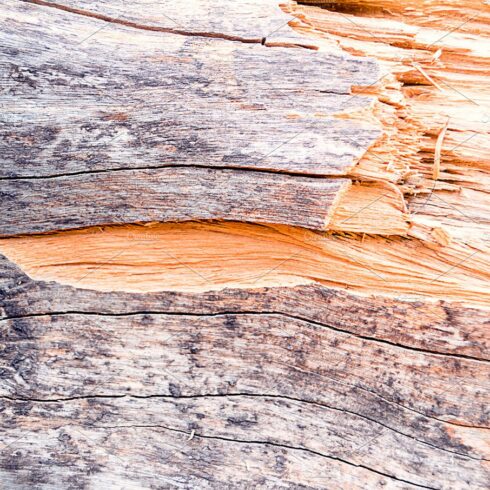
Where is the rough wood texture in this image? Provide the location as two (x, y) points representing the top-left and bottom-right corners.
(1, 253), (488, 361)
(293, 0), (490, 244)
(0, 254), (489, 489)
(1, 0), (401, 236)
(1, 222), (489, 306)
(1, 0), (490, 488)
(1, 0), (379, 179)
(21, 0), (313, 44)
(0, 169), (350, 234)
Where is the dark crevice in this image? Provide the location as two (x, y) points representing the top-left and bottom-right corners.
(2, 392), (486, 461)
(0, 162), (352, 182)
(78, 423), (439, 489)
(1, 309), (487, 364)
(20, 0), (317, 50)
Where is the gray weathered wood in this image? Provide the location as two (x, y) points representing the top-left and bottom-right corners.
(0, 0), (382, 235)
(0, 254), (489, 488)
(1, 254), (488, 360)
(0, 169), (350, 235)
(1, 395), (488, 489)
(2, 311), (488, 430)
(0, 417), (410, 489)
(1, 312), (489, 488)
(1, 0), (379, 179)
(1, 1), (489, 489)
(22, 0), (313, 45)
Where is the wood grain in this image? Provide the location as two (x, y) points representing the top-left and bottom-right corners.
(1, 253), (488, 361)
(1, 250), (489, 488)
(22, 0), (312, 45)
(0, 169), (350, 235)
(1, 0), (380, 179)
(3, 310), (489, 426)
(2, 1), (489, 488)
(1, 309), (489, 488)
(1, 395), (488, 489)
(1, 222), (489, 307)
(0, 415), (412, 489)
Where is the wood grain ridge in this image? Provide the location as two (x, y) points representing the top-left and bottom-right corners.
(0, 169), (351, 235)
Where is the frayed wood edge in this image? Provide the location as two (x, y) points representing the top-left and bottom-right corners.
(411, 62), (445, 92)
(433, 117), (450, 180)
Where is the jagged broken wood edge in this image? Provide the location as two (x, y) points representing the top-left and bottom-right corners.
(1, 0), (382, 234)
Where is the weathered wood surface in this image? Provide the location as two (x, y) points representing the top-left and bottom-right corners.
(22, 0), (313, 46)
(1, 0), (379, 179)
(21, 0), (300, 42)
(1, 0), (490, 488)
(0, 254), (489, 489)
(1, 253), (488, 360)
(0, 0), (386, 235)
(0, 169), (350, 235)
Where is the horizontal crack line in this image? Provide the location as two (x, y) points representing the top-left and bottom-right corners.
(0, 163), (353, 181)
(2, 392), (487, 461)
(19, 0), (317, 49)
(1, 309), (487, 364)
(71, 422), (438, 489)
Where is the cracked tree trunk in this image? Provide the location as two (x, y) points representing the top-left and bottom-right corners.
(0, 1), (489, 489)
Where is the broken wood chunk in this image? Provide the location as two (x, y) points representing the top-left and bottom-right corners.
(1, 0), (490, 488)
(1, 0), (380, 178)
(0, 169), (352, 234)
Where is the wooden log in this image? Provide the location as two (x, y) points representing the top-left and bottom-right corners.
(0, 254), (489, 488)
(1, 0), (490, 488)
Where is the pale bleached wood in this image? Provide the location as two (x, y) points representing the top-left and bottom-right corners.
(1, 395), (488, 489)
(23, 0), (311, 45)
(0, 422), (409, 490)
